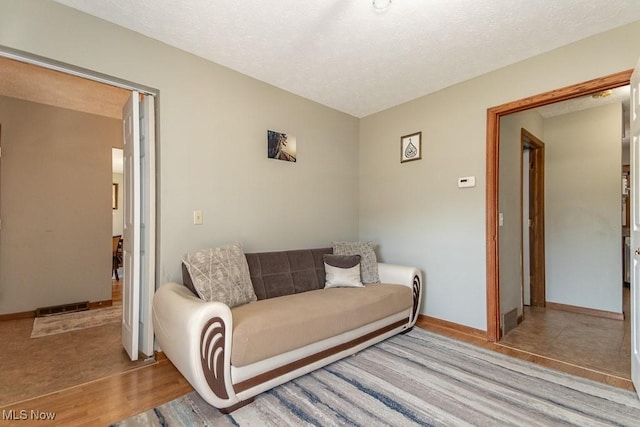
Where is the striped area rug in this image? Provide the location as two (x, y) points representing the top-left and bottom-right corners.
(112, 328), (640, 426)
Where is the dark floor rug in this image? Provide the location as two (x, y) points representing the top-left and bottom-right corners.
(111, 327), (640, 426)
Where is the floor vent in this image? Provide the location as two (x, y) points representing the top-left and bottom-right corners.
(502, 308), (518, 336)
(35, 301), (90, 317)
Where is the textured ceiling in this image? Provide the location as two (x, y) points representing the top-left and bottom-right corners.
(536, 86), (630, 119)
(52, 0), (640, 118)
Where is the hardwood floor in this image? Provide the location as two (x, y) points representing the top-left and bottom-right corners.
(0, 358), (192, 426)
(0, 279), (151, 407)
(0, 289), (635, 425)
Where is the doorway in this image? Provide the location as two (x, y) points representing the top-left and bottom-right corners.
(486, 69), (632, 380)
(0, 50), (158, 404)
(486, 69), (632, 342)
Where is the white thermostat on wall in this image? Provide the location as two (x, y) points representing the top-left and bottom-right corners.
(458, 176), (476, 188)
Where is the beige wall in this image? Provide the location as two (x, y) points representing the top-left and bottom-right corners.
(360, 22), (640, 330)
(499, 110), (544, 318)
(0, 0), (360, 287)
(544, 103), (623, 313)
(498, 104), (623, 320)
(0, 96), (119, 314)
(2, 1), (638, 328)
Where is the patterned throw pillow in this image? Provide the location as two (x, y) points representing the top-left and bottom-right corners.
(323, 254), (363, 289)
(332, 241), (380, 284)
(182, 243), (257, 308)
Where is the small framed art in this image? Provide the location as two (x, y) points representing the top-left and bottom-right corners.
(267, 130), (297, 162)
(400, 131), (421, 163)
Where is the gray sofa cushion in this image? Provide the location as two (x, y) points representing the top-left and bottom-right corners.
(245, 248), (332, 300)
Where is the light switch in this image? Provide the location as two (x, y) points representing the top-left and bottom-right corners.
(193, 210), (203, 225)
(499, 213), (504, 227)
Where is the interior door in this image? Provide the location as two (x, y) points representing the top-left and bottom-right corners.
(138, 94), (156, 357)
(630, 58), (640, 398)
(122, 91), (140, 361)
(522, 129), (546, 308)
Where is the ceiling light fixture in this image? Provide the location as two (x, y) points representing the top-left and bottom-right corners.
(372, 0), (392, 11)
(592, 90), (613, 99)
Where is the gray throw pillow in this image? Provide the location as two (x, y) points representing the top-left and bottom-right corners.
(182, 243), (257, 308)
(332, 241), (380, 284)
(323, 254), (363, 288)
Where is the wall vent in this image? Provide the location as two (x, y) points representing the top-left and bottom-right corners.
(501, 308), (518, 336)
(35, 301), (89, 317)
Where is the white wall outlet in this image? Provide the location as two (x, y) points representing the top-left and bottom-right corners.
(458, 176), (476, 188)
(193, 210), (203, 225)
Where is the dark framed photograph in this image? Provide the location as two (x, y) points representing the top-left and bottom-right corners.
(267, 130), (297, 162)
(400, 131), (421, 163)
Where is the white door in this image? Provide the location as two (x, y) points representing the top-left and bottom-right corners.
(138, 94), (156, 357)
(122, 91), (141, 361)
(630, 58), (640, 398)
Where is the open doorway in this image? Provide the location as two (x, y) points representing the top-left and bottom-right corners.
(0, 54), (157, 405)
(487, 70), (632, 380)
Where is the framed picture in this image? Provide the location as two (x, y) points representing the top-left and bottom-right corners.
(400, 131), (422, 163)
(267, 130), (297, 162)
(112, 183), (118, 210)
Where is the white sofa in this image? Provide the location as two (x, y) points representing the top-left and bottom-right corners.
(153, 248), (422, 412)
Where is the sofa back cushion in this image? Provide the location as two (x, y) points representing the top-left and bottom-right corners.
(245, 248), (332, 300)
(183, 247), (333, 301)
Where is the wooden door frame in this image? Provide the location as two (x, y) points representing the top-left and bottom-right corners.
(521, 129), (545, 309)
(486, 69), (632, 342)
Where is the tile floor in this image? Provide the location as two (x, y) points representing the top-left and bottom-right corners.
(499, 287), (630, 379)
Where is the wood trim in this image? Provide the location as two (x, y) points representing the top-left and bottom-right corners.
(0, 299), (114, 321)
(0, 310), (35, 321)
(488, 70), (633, 115)
(0, 296), (122, 331)
(485, 69), (632, 342)
(546, 301), (624, 321)
(416, 314), (487, 339)
(234, 318), (408, 393)
(486, 107), (501, 342)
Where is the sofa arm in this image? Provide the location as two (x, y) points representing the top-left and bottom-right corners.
(152, 282), (238, 408)
(378, 263), (423, 325)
